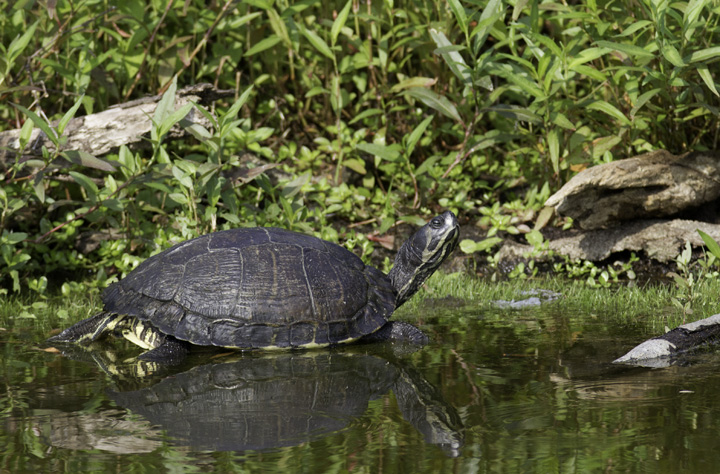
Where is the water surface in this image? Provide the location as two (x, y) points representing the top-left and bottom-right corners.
(3, 298), (720, 473)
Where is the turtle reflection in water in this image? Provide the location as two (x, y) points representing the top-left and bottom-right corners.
(49, 212), (460, 360)
(109, 351), (464, 456)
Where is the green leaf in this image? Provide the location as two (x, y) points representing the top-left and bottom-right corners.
(244, 35), (282, 57)
(697, 65), (719, 97)
(153, 77), (177, 126)
(587, 101), (631, 126)
(493, 64), (546, 99)
(551, 112), (575, 130)
(429, 29), (472, 86)
(525, 229), (545, 247)
(62, 150), (116, 172)
(349, 108), (383, 124)
(103, 198), (124, 212)
(447, 0), (468, 36)
(589, 135), (622, 159)
(661, 43), (685, 67)
(12, 104), (58, 146)
(471, 0), (503, 50)
(414, 155), (440, 176)
(616, 20), (653, 37)
(33, 172), (45, 203)
(145, 181), (174, 193)
(229, 11), (263, 29)
(489, 105), (542, 124)
(18, 115), (34, 150)
(699, 229), (720, 259)
(57, 94), (85, 136)
(403, 87), (463, 124)
(405, 115), (434, 157)
(390, 77), (438, 92)
(301, 27), (334, 61)
(266, 7), (291, 47)
(684, 0), (709, 40)
(630, 88), (662, 117)
(159, 102), (194, 138)
(168, 193), (189, 205)
(568, 47), (611, 69)
(433, 45), (467, 54)
(331, 0), (352, 46)
(225, 85), (254, 122)
(357, 142), (401, 162)
(547, 128), (560, 174)
(343, 158), (366, 175)
(305, 86), (328, 98)
(117, 145), (136, 174)
(7, 21), (38, 63)
(460, 237), (502, 254)
(172, 165), (194, 189)
(282, 172), (310, 198)
(69, 171), (99, 199)
(595, 40), (654, 59)
(3, 231), (28, 244)
(569, 64), (607, 82)
(685, 46), (720, 63)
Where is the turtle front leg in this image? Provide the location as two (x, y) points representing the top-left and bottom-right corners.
(137, 337), (190, 363)
(361, 321), (429, 345)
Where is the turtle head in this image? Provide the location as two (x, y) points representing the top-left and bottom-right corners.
(388, 211), (460, 307)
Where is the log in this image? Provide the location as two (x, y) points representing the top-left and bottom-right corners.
(0, 83), (235, 172)
(613, 314), (720, 367)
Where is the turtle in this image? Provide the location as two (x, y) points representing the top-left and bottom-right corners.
(48, 211), (459, 362)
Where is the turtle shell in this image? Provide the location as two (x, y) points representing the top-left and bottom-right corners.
(101, 227), (396, 349)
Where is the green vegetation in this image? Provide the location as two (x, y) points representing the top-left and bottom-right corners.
(4, 271), (720, 340)
(1, 0), (719, 297)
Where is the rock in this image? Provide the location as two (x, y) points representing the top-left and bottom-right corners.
(545, 150), (720, 230)
(492, 289), (562, 309)
(613, 314), (720, 367)
(497, 219), (720, 263)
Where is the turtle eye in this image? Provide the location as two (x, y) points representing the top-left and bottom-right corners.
(430, 217), (443, 229)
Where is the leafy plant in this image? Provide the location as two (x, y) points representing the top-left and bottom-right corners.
(1, 0), (719, 292)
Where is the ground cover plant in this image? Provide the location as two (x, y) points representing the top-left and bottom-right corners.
(1, 0), (719, 297)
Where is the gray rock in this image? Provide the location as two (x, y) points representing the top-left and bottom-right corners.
(613, 314), (720, 367)
(497, 219), (720, 263)
(492, 289), (561, 309)
(545, 150), (720, 230)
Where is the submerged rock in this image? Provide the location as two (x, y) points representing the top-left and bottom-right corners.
(545, 150), (720, 230)
(613, 314), (720, 367)
(492, 289), (561, 309)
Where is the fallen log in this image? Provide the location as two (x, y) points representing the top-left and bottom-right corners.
(613, 314), (720, 367)
(0, 83), (235, 173)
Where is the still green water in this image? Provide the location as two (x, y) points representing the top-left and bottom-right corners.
(3, 298), (720, 473)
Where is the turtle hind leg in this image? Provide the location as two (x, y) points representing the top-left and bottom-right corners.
(137, 337), (190, 364)
(362, 321), (429, 345)
(47, 312), (125, 344)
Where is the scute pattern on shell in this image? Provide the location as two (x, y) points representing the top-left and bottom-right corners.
(101, 227), (396, 348)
